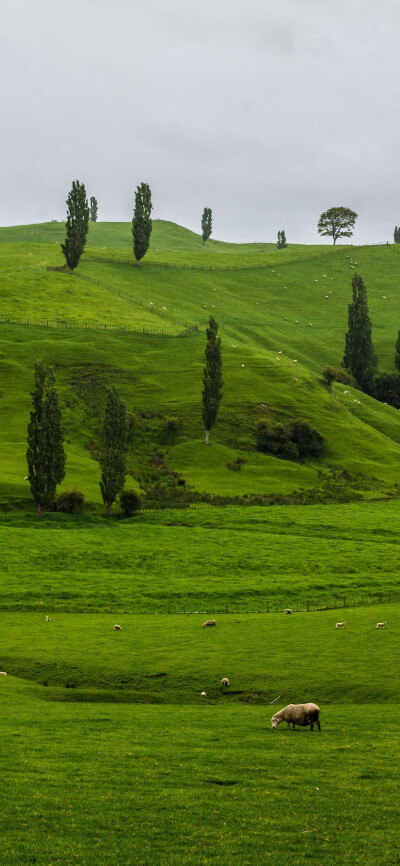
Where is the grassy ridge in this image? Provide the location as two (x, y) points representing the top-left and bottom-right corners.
(1, 220), (400, 505)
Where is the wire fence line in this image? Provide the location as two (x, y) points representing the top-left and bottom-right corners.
(26, 591), (400, 616)
(0, 316), (196, 337)
(46, 265), (198, 332)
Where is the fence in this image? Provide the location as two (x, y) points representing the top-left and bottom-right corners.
(47, 266), (198, 333)
(0, 316), (194, 337)
(20, 591), (400, 616)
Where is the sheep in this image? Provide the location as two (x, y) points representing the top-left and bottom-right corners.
(221, 677), (230, 687)
(0, 672), (7, 676)
(271, 703), (321, 731)
(45, 615), (50, 622)
(336, 621), (346, 628)
(113, 624), (122, 631)
(284, 608), (293, 614)
(202, 619), (216, 627)
(376, 621), (387, 629)
(201, 691), (206, 696)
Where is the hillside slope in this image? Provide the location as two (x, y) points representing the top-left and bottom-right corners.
(1, 221), (400, 507)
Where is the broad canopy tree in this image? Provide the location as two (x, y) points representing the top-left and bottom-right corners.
(26, 360), (66, 517)
(201, 208), (212, 245)
(318, 207), (357, 244)
(132, 183), (153, 267)
(99, 386), (128, 516)
(342, 273), (377, 395)
(61, 180), (90, 273)
(202, 316), (223, 445)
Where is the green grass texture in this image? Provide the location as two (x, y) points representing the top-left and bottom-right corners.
(1, 220), (400, 505)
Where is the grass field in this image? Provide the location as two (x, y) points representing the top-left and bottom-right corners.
(1, 221), (400, 863)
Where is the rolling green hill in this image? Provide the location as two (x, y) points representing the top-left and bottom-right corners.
(1, 220), (400, 508)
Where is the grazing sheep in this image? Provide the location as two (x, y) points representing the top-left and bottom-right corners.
(45, 615), (50, 622)
(201, 691), (206, 696)
(336, 621), (346, 628)
(284, 608), (293, 615)
(221, 677), (230, 687)
(0, 672), (7, 676)
(376, 621), (387, 629)
(113, 624), (122, 631)
(271, 703), (321, 731)
(202, 619), (216, 627)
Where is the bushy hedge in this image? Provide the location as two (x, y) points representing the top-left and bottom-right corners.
(119, 489), (141, 517)
(55, 490), (85, 514)
(257, 419), (324, 461)
(322, 366), (357, 387)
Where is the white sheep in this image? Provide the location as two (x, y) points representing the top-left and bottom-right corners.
(271, 703), (321, 731)
(113, 624), (122, 631)
(45, 616), (50, 622)
(376, 621), (387, 629)
(284, 608), (293, 615)
(202, 619), (216, 627)
(201, 691), (206, 696)
(221, 677), (230, 687)
(336, 621), (346, 628)
(0, 672), (7, 676)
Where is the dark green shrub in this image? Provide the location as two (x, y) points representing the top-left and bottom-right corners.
(55, 489), (85, 514)
(374, 372), (400, 408)
(288, 420), (324, 458)
(322, 366), (356, 387)
(119, 489), (141, 517)
(322, 366), (337, 386)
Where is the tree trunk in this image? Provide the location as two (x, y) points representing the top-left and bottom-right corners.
(37, 502), (43, 518)
(106, 502), (111, 517)
(135, 260), (141, 268)
(68, 267), (73, 275)
(202, 239), (205, 246)
(204, 429), (210, 445)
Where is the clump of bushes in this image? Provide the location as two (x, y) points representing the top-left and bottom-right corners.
(160, 416), (182, 444)
(119, 489), (141, 517)
(257, 419), (324, 461)
(55, 489), (85, 514)
(227, 457), (245, 472)
(322, 366), (356, 387)
(375, 372), (400, 408)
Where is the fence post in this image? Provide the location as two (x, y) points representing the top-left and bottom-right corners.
(306, 600), (309, 611)
(344, 596), (347, 607)
(225, 602), (228, 614)
(167, 603), (171, 614)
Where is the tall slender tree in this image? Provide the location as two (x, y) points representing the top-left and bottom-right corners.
(395, 331), (400, 371)
(342, 273), (377, 395)
(201, 207), (212, 245)
(132, 183), (153, 267)
(277, 230), (287, 249)
(394, 226), (400, 244)
(26, 360), (66, 517)
(90, 196), (98, 222)
(202, 316), (223, 445)
(61, 180), (90, 273)
(99, 386), (128, 516)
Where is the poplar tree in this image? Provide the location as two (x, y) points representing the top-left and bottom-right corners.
(201, 207), (212, 245)
(61, 180), (90, 273)
(99, 386), (128, 516)
(90, 196), (98, 222)
(202, 316), (223, 445)
(395, 331), (400, 371)
(394, 227), (400, 243)
(342, 273), (377, 394)
(26, 360), (66, 517)
(132, 183), (153, 267)
(277, 230), (287, 248)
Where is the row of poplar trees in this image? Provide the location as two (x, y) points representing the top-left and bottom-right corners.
(61, 180), (153, 273)
(26, 317), (223, 516)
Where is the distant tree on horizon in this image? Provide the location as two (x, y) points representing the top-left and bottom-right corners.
(342, 273), (377, 395)
(277, 230), (287, 249)
(201, 207), (212, 245)
(99, 386), (128, 516)
(394, 226), (400, 243)
(318, 207), (357, 244)
(90, 196), (98, 222)
(61, 180), (90, 273)
(26, 360), (66, 517)
(202, 316), (223, 445)
(132, 183), (153, 267)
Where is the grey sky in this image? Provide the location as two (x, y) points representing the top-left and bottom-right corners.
(2, 0), (400, 242)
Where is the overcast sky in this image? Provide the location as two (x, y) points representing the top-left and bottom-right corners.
(2, 0), (400, 242)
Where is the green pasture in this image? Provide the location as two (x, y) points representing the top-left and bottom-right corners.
(1, 501), (400, 613)
(1, 221), (400, 504)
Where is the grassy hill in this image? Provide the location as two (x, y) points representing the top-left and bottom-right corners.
(1, 220), (400, 508)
